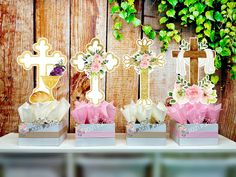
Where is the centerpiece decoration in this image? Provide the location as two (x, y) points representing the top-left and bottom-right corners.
(121, 38), (167, 146)
(17, 38), (70, 146)
(166, 37), (221, 146)
(71, 38), (119, 146)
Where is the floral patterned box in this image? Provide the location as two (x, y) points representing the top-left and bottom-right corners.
(75, 124), (115, 146)
(170, 120), (218, 146)
(126, 123), (166, 146)
(18, 119), (67, 146)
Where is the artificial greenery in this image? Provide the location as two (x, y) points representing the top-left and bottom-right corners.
(109, 0), (236, 81)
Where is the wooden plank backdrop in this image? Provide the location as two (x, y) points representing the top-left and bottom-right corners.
(0, 0), (235, 141)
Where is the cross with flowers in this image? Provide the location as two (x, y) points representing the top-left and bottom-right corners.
(71, 38), (119, 105)
(123, 38), (165, 105)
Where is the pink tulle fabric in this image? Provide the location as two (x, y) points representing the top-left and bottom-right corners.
(72, 101), (116, 124)
(167, 103), (221, 124)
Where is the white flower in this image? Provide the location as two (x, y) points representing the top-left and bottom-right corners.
(172, 84), (189, 104)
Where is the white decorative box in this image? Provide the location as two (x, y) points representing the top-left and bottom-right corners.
(126, 123), (166, 146)
(170, 120), (218, 146)
(18, 119), (67, 146)
(75, 124), (115, 146)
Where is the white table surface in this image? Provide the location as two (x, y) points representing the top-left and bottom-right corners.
(0, 133), (235, 153)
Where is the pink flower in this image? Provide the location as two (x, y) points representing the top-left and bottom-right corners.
(140, 55), (150, 69)
(94, 54), (103, 63)
(91, 62), (101, 73)
(186, 85), (203, 103)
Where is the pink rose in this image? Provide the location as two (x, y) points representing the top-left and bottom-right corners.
(91, 62), (101, 73)
(140, 55), (150, 69)
(94, 54), (103, 63)
(186, 85), (203, 103)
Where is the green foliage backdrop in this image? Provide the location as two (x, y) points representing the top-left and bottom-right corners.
(109, 0), (236, 82)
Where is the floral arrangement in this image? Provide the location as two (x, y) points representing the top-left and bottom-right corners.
(166, 75), (221, 124)
(128, 51), (162, 73)
(79, 48), (109, 77)
(167, 75), (217, 105)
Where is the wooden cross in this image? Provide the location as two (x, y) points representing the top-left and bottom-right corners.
(172, 37), (216, 85)
(71, 38), (119, 105)
(17, 38), (67, 101)
(123, 38), (165, 105)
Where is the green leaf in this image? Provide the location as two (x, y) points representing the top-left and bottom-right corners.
(113, 30), (123, 40)
(113, 22), (122, 30)
(205, 11), (215, 21)
(125, 14), (135, 23)
(148, 30), (156, 39)
(159, 30), (167, 37)
(215, 47), (222, 53)
(194, 3), (206, 14)
(204, 29), (211, 37)
(220, 29), (225, 38)
(119, 11), (128, 19)
(167, 0), (178, 7)
(196, 26), (204, 33)
(132, 18), (141, 27)
(166, 23), (175, 30)
(166, 9), (176, 18)
(206, 0), (213, 7)
(204, 21), (212, 30)
(173, 35), (181, 43)
(158, 3), (167, 12)
(214, 56), (222, 69)
(210, 31), (215, 42)
(121, 2), (128, 10)
(214, 11), (224, 22)
(196, 15), (205, 25)
(184, 0), (197, 7)
(128, 0), (135, 5)
(221, 48), (231, 56)
(178, 8), (188, 16)
(160, 17), (168, 24)
(142, 25), (152, 35)
(109, 0), (114, 4)
(111, 5), (120, 14)
(232, 56), (236, 63)
(211, 75), (219, 84)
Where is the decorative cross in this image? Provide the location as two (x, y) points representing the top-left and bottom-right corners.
(71, 38), (119, 105)
(123, 38), (165, 105)
(172, 37), (216, 85)
(17, 38), (67, 103)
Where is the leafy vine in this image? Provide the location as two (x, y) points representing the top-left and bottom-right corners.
(109, 0), (236, 81)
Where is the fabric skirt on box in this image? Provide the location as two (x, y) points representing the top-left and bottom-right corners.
(18, 119), (67, 146)
(126, 123), (166, 146)
(170, 120), (218, 146)
(75, 124), (115, 146)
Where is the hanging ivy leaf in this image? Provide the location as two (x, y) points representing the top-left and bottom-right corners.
(166, 23), (175, 30)
(160, 17), (168, 24)
(214, 11), (224, 22)
(167, 0), (178, 7)
(111, 6), (120, 14)
(184, 0), (197, 7)
(205, 0), (213, 7)
(205, 11), (215, 21)
(142, 25), (152, 35)
(132, 18), (141, 27)
(166, 9), (176, 17)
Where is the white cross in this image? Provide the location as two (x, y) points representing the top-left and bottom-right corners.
(17, 38), (67, 94)
(71, 38), (119, 105)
